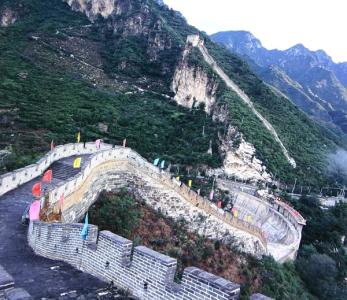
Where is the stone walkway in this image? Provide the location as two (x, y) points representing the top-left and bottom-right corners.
(0, 156), (112, 299)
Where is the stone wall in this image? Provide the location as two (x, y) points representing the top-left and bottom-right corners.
(28, 221), (241, 300)
(46, 146), (267, 255)
(0, 142), (112, 197)
(0, 142), (305, 260)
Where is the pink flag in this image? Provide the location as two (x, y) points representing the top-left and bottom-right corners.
(29, 200), (41, 221)
(95, 139), (101, 149)
(59, 193), (64, 209)
(217, 200), (222, 208)
(209, 190), (214, 201)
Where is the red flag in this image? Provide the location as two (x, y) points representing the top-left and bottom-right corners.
(42, 170), (52, 183)
(32, 182), (41, 198)
(217, 200), (222, 208)
(50, 140), (55, 151)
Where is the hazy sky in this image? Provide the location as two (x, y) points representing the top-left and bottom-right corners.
(164, 0), (347, 63)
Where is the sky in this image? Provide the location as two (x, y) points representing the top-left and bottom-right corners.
(163, 0), (347, 63)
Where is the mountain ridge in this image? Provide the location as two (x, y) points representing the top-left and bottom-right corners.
(211, 30), (347, 135)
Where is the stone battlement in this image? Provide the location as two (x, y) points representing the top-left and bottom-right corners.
(0, 142), (304, 260)
(27, 221), (240, 300)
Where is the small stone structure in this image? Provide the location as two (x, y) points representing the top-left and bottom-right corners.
(0, 265), (32, 300)
(28, 221), (240, 300)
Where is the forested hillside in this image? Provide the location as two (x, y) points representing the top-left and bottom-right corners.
(0, 0), (345, 186)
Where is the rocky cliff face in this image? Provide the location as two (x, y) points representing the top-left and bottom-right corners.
(171, 40), (272, 182)
(171, 46), (218, 113)
(0, 7), (17, 27)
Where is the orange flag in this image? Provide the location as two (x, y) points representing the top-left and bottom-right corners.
(42, 170), (52, 183)
(32, 182), (41, 198)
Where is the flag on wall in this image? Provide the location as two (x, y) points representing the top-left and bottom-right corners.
(160, 160), (165, 169)
(209, 190), (214, 201)
(59, 193), (64, 210)
(73, 157), (81, 169)
(188, 180), (192, 188)
(50, 140), (55, 151)
(29, 200), (41, 221)
(77, 132), (81, 143)
(42, 170), (53, 183)
(246, 215), (252, 222)
(123, 138), (127, 148)
(80, 213), (89, 240)
(32, 182), (41, 198)
(95, 139), (101, 149)
(153, 158), (160, 166)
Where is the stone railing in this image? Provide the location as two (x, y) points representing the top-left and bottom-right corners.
(27, 220), (241, 300)
(0, 142), (112, 197)
(45, 145), (268, 249)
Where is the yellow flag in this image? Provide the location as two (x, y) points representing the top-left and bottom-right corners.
(73, 157), (81, 169)
(246, 215), (252, 222)
(176, 176), (180, 181)
(188, 180), (192, 187)
(77, 132), (81, 143)
(233, 211), (238, 218)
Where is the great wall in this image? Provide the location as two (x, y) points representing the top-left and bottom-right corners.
(0, 142), (306, 299)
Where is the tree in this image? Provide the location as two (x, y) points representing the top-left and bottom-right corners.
(89, 190), (142, 238)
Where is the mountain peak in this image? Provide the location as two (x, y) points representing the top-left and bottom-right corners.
(211, 30), (263, 51)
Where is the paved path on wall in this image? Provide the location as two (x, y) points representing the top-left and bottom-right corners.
(0, 155), (111, 299)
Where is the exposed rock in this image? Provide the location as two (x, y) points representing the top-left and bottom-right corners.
(0, 7), (17, 27)
(171, 46), (218, 113)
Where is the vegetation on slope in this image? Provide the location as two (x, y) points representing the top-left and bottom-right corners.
(90, 191), (312, 300)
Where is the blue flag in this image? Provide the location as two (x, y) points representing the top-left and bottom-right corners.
(80, 213), (88, 240)
(160, 160), (165, 169)
(153, 158), (160, 166)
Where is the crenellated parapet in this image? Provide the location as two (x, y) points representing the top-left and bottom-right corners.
(28, 221), (241, 300)
(0, 142), (305, 261)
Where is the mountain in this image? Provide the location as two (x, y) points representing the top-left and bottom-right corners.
(0, 0), (346, 189)
(211, 30), (347, 134)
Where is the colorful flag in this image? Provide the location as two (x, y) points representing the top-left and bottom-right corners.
(73, 157), (81, 169)
(123, 138), (127, 148)
(42, 170), (53, 183)
(77, 132), (81, 143)
(29, 200), (41, 221)
(80, 213), (89, 240)
(209, 190), (214, 201)
(50, 140), (55, 151)
(188, 180), (192, 188)
(160, 160), (165, 169)
(153, 158), (160, 166)
(32, 182), (41, 198)
(95, 139), (101, 149)
(59, 193), (64, 210)
(217, 200), (222, 208)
